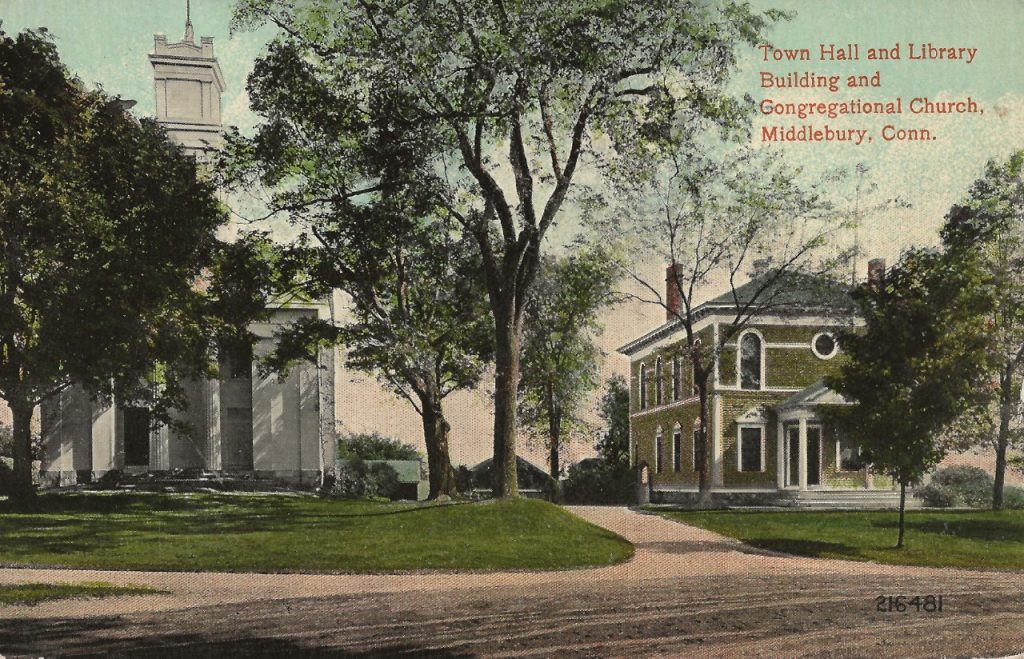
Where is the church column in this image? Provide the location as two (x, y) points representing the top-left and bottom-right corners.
(798, 417), (808, 491)
(91, 396), (119, 475)
(205, 377), (222, 471)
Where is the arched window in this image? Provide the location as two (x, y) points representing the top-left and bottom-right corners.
(655, 357), (663, 405)
(672, 356), (681, 401)
(639, 363), (648, 409)
(739, 332), (763, 390)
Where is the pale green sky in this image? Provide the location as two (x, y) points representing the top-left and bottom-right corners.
(4, 0), (1020, 256)
(3, 0), (1022, 464)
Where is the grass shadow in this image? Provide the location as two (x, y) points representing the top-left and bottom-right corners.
(739, 538), (862, 558)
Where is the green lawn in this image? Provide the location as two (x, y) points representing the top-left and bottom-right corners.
(0, 582), (163, 606)
(0, 493), (633, 572)
(656, 509), (1024, 570)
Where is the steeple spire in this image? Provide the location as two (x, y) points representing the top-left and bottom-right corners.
(183, 0), (194, 43)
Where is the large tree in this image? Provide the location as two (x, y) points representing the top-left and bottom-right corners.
(518, 247), (619, 484)
(231, 0), (782, 497)
(939, 151), (1024, 510)
(595, 374), (630, 470)
(614, 146), (852, 501)
(0, 29), (262, 502)
(223, 55), (494, 499)
(827, 249), (994, 547)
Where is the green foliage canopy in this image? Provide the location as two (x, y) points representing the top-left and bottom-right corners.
(0, 28), (270, 499)
(229, 0), (784, 497)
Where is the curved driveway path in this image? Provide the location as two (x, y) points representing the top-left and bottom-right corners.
(1, 506), (1022, 657)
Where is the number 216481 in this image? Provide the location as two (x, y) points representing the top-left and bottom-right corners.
(875, 595), (943, 612)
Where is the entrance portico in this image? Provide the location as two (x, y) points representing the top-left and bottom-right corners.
(775, 380), (849, 491)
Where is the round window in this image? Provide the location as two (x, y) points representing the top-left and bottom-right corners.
(812, 333), (838, 359)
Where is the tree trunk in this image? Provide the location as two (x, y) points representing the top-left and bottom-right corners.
(696, 380), (712, 508)
(548, 428), (560, 481)
(9, 399), (35, 505)
(897, 479), (907, 549)
(492, 305), (521, 498)
(547, 401), (562, 503)
(547, 385), (561, 480)
(419, 383), (456, 500)
(993, 366), (1013, 511)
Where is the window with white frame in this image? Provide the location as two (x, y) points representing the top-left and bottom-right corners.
(672, 356), (681, 401)
(812, 332), (839, 360)
(655, 357), (663, 405)
(639, 363), (648, 409)
(739, 332), (763, 390)
(737, 425), (765, 472)
(673, 426), (682, 472)
(655, 429), (664, 473)
(836, 435), (865, 471)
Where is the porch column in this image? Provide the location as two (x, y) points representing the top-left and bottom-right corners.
(776, 420), (785, 487)
(798, 417), (808, 491)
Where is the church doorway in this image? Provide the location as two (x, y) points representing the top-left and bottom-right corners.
(123, 407), (150, 467)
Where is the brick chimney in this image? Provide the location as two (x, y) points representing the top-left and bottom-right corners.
(666, 263), (682, 322)
(867, 258), (886, 286)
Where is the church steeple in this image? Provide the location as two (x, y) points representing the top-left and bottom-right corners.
(183, 0), (194, 44)
(150, 3), (226, 157)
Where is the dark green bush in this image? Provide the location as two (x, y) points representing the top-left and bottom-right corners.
(1002, 486), (1024, 510)
(916, 466), (993, 508)
(333, 459), (402, 500)
(916, 483), (956, 508)
(337, 432), (420, 461)
(365, 462), (401, 500)
(453, 465), (474, 495)
(563, 462), (635, 505)
(0, 460), (11, 497)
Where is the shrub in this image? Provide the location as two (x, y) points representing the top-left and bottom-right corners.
(916, 483), (956, 508)
(916, 466), (993, 508)
(0, 423), (43, 461)
(1002, 486), (1024, 510)
(337, 432), (420, 461)
(365, 462), (401, 500)
(563, 462), (635, 505)
(0, 460), (11, 496)
(454, 465), (474, 495)
(332, 459), (402, 500)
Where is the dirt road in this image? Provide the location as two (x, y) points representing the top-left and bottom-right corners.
(1, 506), (1021, 657)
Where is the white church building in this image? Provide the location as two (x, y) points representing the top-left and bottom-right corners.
(40, 16), (337, 488)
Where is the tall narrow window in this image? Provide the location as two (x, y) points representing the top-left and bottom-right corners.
(739, 332), (763, 390)
(655, 429), (664, 473)
(655, 357), (663, 406)
(673, 427), (682, 472)
(692, 361), (700, 395)
(639, 363), (648, 409)
(692, 423), (701, 471)
(672, 357), (681, 401)
(738, 426), (764, 472)
(837, 436), (865, 471)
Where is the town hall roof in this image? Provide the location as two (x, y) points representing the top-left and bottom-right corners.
(618, 270), (856, 356)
